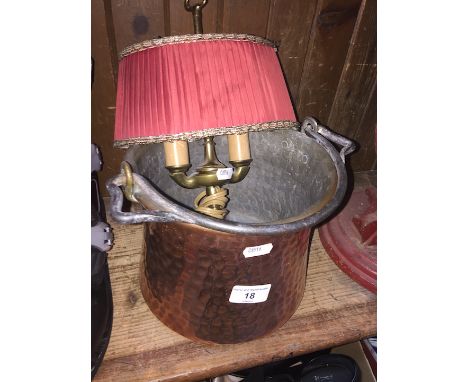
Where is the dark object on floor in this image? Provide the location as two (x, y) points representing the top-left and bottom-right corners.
(229, 350), (359, 382)
(319, 171), (377, 293)
(91, 144), (114, 378)
(300, 354), (360, 382)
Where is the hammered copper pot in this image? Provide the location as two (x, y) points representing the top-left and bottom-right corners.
(107, 117), (355, 344)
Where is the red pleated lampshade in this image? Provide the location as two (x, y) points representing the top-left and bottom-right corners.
(114, 34), (298, 148)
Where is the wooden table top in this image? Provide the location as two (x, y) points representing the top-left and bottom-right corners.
(94, 212), (376, 382)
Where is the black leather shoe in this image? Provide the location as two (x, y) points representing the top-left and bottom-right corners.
(91, 144), (114, 378)
(300, 354), (360, 382)
(227, 350), (359, 382)
(91, 245), (113, 378)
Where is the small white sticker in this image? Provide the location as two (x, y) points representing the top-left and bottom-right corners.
(243, 243), (273, 258)
(216, 168), (233, 180)
(229, 284), (272, 304)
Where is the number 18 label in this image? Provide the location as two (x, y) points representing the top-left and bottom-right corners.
(229, 284), (272, 304)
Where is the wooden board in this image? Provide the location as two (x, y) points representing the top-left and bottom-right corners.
(111, 0), (166, 52)
(327, 0), (377, 140)
(94, 208), (376, 382)
(266, 0), (318, 101)
(222, 0), (271, 36)
(296, 0), (362, 123)
(349, 84), (376, 171)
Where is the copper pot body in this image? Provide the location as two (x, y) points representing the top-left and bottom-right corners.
(141, 221), (310, 343)
(112, 126), (350, 344)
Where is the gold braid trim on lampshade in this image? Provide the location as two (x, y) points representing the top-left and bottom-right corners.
(114, 120), (299, 148)
(119, 33), (277, 59)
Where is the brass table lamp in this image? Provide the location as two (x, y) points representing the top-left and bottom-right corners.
(114, 0), (298, 218)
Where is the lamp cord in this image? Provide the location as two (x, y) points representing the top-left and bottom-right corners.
(194, 186), (229, 219)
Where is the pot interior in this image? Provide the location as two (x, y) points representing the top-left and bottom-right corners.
(125, 129), (338, 224)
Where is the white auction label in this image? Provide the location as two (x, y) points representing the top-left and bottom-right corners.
(243, 243), (273, 258)
(229, 284), (272, 304)
(216, 168), (233, 180)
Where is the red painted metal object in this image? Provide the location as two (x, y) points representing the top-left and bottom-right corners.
(319, 180), (377, 293)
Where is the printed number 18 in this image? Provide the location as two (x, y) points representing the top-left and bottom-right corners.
(245, 292), (255, 299)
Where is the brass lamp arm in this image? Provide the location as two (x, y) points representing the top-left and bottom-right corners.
(168, 158), (252, 189)
(168, 170), (199, 189)
(229, 159), (252, 184)
(168, 170), (227, 189)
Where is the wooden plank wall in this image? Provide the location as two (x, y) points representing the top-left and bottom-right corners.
(92, 0), (377, 192)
